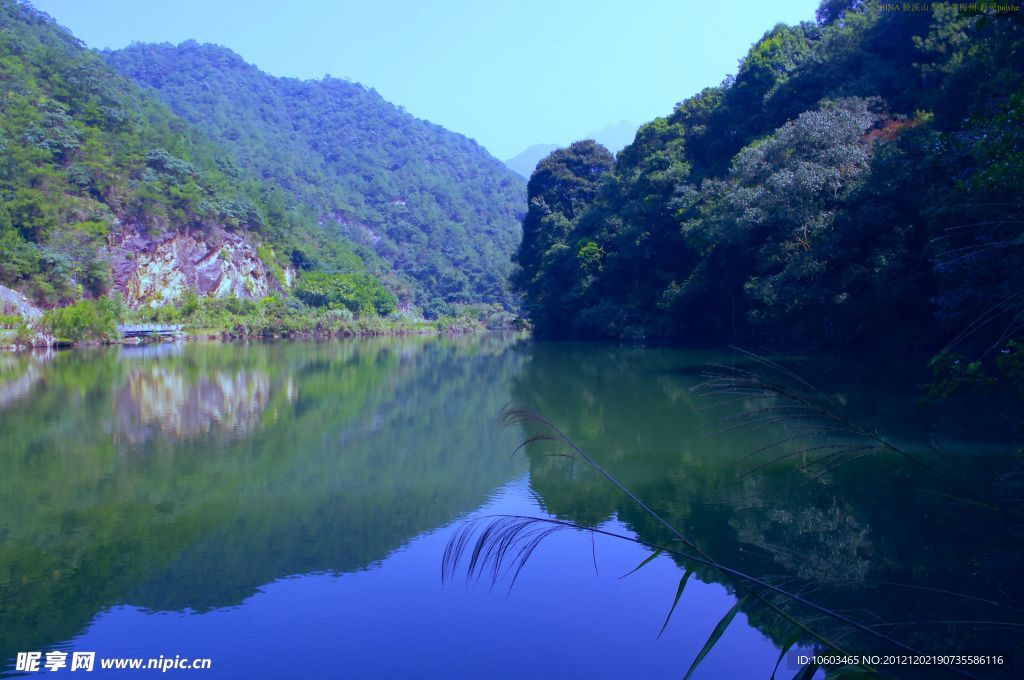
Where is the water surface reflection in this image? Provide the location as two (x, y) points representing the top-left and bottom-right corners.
(1, 337), (1019, 677)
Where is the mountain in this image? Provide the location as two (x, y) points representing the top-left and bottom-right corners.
(514, 1), (1024, 370)
(503, 121), (637, 179)
(503, 144), (559, 180)
(0, 0), (305, 309)
(0, 0), (526, 319)
(106, 41), (526, 310)
(585, 120), (637, 154)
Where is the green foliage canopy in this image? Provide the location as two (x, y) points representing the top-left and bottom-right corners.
(294, 271), (398, 317)
(515, 1), (1024, 368)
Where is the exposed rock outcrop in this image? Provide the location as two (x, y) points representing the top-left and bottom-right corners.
(0, 286), (54, 349)
(107, 225), (293, 308)
(0, 285), (42, 320)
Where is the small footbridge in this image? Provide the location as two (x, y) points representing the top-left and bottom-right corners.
(117, 324), (183, 339)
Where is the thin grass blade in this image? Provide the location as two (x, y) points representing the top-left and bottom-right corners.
(793, 660), (819, 680)
(683, 595), (747, 680)
(619, 548), (664, 580)
(770, 632), (802, 679)
(658, 568), (694, 639)
(910, 486), (1001, 512)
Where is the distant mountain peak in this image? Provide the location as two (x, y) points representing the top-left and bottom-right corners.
(503, 144), (560, 179)
(503, 121), (638, 179)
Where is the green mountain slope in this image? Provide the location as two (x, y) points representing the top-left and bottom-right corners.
(106, 41), (526, 311)
(0, 0), (318, 306)
(515, 2), (1024, 367)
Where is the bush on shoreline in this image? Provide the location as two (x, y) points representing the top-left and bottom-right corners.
(41, 297), (121, 342)
(8, 289), (522, 349)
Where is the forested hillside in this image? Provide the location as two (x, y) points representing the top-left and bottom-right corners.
(107, 42), (525, 312)
(0, 0), (321, 305)
(0, 0), (525, 335)
(516, 2), (1024, 371)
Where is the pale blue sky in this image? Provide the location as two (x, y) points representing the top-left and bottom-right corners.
(32, 0), (821, 159)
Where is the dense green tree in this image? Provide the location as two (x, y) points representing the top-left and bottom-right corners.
(514, 141), (613, 336)
(294, 271), (397, 317)
(666, 98), (883, 345)
(515, 0), (1024, 378)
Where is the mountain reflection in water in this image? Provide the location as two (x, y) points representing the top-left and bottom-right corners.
(1, 336), (1020, 678)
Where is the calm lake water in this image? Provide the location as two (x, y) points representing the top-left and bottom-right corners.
(1, 335), (1021, 678)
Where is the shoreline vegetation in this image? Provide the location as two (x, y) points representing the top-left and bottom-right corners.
(0, 292), (525, 350)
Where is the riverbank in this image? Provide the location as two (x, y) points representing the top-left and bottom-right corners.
(0, 288), (525, 351)
(1, 315), (503, 351)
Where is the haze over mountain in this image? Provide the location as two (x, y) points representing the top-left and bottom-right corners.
(503, 145), (560, 180)
(503, 120), (637, 179)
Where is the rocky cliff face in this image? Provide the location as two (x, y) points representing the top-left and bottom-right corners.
(0, 285), (42, 320)
(107, 225), (293, 308)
